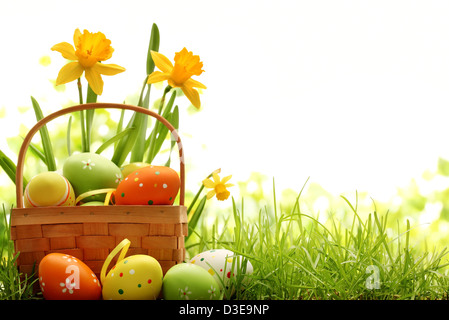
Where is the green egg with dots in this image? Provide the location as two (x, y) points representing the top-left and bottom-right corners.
(101, 255), (163, 300)
(162, 263), (221, 300)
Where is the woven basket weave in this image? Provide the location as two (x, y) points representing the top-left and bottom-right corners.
(10, 103), (188, 279)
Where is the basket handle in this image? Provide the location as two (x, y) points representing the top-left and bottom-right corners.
(15, 103), (185, 208)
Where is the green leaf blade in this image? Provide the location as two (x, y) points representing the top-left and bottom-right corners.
(30, 96), (56, 171)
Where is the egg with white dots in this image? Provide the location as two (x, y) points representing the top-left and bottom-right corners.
(189, 249), (253, 293)
(115, 165), (180, 205)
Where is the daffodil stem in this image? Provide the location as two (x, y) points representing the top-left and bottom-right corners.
(137, 76), (149, 107)
(77, 78), (84, 104)
(146, 85), (172, 163)
(77, 78), (87, 152)
(157, 85), (172, 114)
(187, 170), (216, 217)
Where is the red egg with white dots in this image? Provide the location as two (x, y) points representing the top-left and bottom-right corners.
(115, 165), (180, 205)
(38, 253), (102, 300)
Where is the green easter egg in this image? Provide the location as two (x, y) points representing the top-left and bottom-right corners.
(162, 263), (221, 300)
(63, 152), (122, 202)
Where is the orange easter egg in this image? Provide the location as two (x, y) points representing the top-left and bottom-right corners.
(38, 253), (102, 300)
(115, 165), (180, 205)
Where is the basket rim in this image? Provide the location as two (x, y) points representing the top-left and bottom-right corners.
(11, 205), (187, 226)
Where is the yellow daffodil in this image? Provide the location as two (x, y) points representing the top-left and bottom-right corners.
(51, 29), (125, 95)
(202, 173), (233, 201)
(147, 48), (206, 109)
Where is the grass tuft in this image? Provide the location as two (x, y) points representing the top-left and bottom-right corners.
(0, 205), (39, 300)
(186, 182), (449, 300)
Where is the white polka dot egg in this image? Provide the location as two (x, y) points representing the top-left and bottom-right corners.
(115, 165), (180, 205)
(189, 249), (253, 293)
(102, 255), (163, 300)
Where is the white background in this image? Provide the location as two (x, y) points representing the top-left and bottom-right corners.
(1, 0), (449, 202)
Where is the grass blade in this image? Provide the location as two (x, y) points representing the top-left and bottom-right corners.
(30, 96), (56, 171)
(165, 105), (179, 167)
(146, 90), (176, 164)
(66, 115), (73, 156)
(96, 127), (135, 155)
(147, 23), (160, 75)
(186, 195), (207, 242)
(0, 150), (23, 187)
(85, 85), (97, 152)
(110, 111), (144, 167)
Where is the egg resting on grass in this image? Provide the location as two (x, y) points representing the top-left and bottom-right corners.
(38, 253), (101, 300)
(102, 255), (163, 300)
(162, 263), (221, 300)
(189, 249), (253, 294)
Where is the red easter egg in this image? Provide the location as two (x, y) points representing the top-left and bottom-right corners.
(115, 165), (180, 205)
(38, 253), (102, 300)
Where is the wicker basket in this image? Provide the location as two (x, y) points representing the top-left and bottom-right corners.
(10, 103), (188, 280)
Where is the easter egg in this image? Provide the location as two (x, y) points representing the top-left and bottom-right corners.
(102, 255), (163, 300)
(80, 201), (104, 206)
(115, 165), (180, 205)
(24, 171), (75, 207)
(120, 162), (151, 179)
(63, 152), (122, 202)
(189, 249), (253, 293)
(38, 253), (101, 300)
(162, 263), (221, 300)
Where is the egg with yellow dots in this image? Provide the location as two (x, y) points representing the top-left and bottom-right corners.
(102, 255), (163, 300)
(24, 171), (75, 207)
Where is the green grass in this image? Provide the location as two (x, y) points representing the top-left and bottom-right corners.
(185, 183), (449, 300)
(2, 183), (449, 300)
(0, 205), (38, 300)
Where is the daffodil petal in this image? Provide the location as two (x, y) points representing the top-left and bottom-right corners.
(206, 190), (216, 200)
(94, 63), (126, 76)
(73, 28), (82, 46)
(185, 78), (207, 89)
(147, 71), (171, 84)
(221, 175), (232, 184)
(55, 62), (84, 85)
(84, 67), (104, 95)
(225, 183), (234, 188)
(182, 86), (201, 109)
(150, 51), (174, 73)
(202, 178), (215, 188)
(212, 173), (220, 183)
(51, 42), (77, 60)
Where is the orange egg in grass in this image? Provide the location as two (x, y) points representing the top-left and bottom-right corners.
(38, 253), (102, 300)
(115, 165), (180, 205)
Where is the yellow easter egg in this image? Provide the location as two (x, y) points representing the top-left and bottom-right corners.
(102, 255), (163, 300)
(120, 162), (151, 179)
(24, 172), (76, 207)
